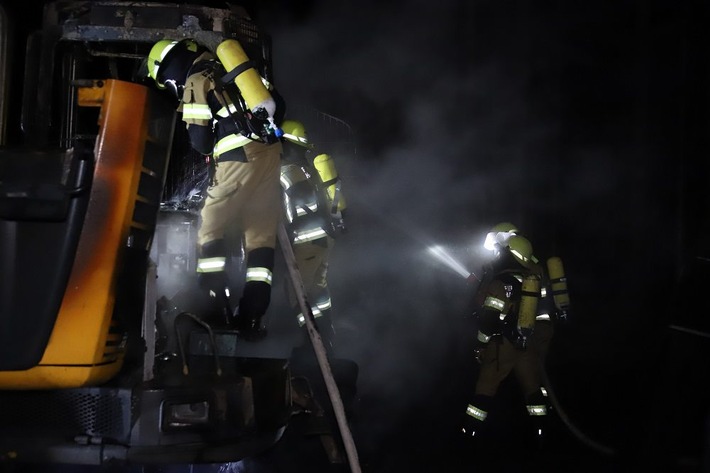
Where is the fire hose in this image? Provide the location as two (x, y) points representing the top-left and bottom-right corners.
(541, 325), (709, 463)
(540, 362), (616, 457)
(277, 223), (362, 473)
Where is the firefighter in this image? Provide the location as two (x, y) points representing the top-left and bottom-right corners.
(461, 235), (549, 445)
(467, 224), (570, 442)
(279, 119), (347, 353)
(147, 38), (284, 340)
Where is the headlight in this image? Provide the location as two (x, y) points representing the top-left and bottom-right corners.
(483, 232), (497, 251)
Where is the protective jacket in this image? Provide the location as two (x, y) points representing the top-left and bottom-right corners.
(473, 253), (541, 349)
(280, 154), (337, 335)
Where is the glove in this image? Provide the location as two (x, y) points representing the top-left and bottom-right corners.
(473, 341), (487, 364)
(556, 308), (569, 323)
(337, 209), (348, 234)
(512, 327), (533, 350)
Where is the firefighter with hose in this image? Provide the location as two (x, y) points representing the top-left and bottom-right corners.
(461, 234), (549, 445)
(462, 223), (614, 458)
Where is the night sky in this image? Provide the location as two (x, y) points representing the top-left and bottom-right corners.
(3, 0), (710, 472)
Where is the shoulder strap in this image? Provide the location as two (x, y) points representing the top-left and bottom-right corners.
(219, 60), (256, 86)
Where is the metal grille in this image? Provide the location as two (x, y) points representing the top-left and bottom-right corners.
(288, 106), (357, 156)
(233, 18), (260, 44)
(0, 387), (132, 442)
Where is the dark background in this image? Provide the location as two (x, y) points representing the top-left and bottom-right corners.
(2, 0), (710, 472)
(250, 1), (710, 472)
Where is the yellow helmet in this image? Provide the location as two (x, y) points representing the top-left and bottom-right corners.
(491, 222), (519, 234)
(281, 120), (313, 149)
(507, 235), (534, 268)
(484, 222), (520, 251)
(147, 40), (177, 88)
(147, 39), (201, 90)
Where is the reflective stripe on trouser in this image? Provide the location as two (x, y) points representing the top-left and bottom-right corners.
(198, 140), (282, 252)
(196, 240), (227, 273)
(465, 403), (488, 422)
(525, 386), (549, 418)
(246, 266), (273, 284)
(196, 256), (226, 273)
(239, 247), (275, 319)
(527, 404), (548, 416)
(296, 297), (332, 327)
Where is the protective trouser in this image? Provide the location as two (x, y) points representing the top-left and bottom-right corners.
(197, 140), (282, 331)
(474, 334), (545, 395)
(517, 320), (553, 446)
(287, 236), (336, 349)
(475, 336), (525, 396)
(466, 335), (548, 433)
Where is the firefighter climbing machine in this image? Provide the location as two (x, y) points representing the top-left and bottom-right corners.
(0, 2), (360, 470)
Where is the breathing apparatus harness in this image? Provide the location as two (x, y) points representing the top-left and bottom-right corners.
(190, 59), (279, 144)
(186, 58), (281, 185)
(319, 174), (344, 230)
(218, 59), (282, 145)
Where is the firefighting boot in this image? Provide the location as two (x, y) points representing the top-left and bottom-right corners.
(196, 276), (232, 327)
(234, 315), (267, 341)
(234, 289), (269, 341)
(317, 310), (336, 353)
(525, 389), (550, 450)
(290, 376), (345, 464)
(461, 413), (485, 439)
(461, 394), (492, 441)
(234, 248), (273, 340)
(312, 310), (336, 355)
(532, 416), (549, 451)
(296, 309), (336, 358)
